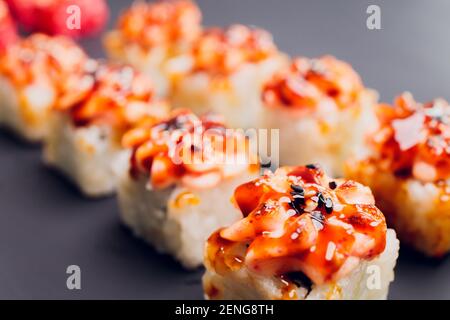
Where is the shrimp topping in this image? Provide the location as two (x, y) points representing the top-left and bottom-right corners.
(123, 109), (257, 189)
(206, 165), (387, 285)
(112, 0), (201, 48)
(370, 93), (450, 182)
(56, 63), (168, 130)
(263, 56), (364, 111)
(191, 24), (278, 75)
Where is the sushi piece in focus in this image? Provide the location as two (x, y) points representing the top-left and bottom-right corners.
(0, 33), (87, 141)
(346, 93), (450, 257)
(261, 56), (378, 176)
(43, 63), (168, 197)
(118, 109), (260, 269)
(104, 0), (202, 97)
(203, 165), (399, 300)
(171, 24), (289, 129)
(0, 0), (18, 51)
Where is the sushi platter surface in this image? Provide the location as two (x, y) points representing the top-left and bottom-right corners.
(0, 0), (449, 299)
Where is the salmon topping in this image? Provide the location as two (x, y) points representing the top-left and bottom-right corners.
(123, 109), (257, 189)
(207, 165), (387, 285)
(56, 63), (168, 130)
(263, 56), (365, 111)
(370, 93), (450, 182)
(112, 0), (201, 48)
(191, 24), (278, 75)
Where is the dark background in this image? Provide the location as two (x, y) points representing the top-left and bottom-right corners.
(0, 0), (449, 299)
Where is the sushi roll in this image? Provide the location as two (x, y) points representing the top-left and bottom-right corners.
(170, 24), (289, 129)
(346, 93), (450, 257)
(261, 56), (378, 176)
(117, 109), (260, 269)
(43, 63), (168, 197)
(104, 0), (202, 97)
(203, 165), (399, 300)
(0, 33), (87, 141)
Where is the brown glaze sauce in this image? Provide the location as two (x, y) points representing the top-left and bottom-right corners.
(123, 109), (255, 189)
(262, 55), (365, 111)
(370, 93), (450, 182)
(206, 165), (387, 287)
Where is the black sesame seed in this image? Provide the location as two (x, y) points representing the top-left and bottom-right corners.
(290, 184), (304, 195)
(324, 198), (334, 214)
(317, 192), (326, 205)
(306, 164), (318, 170)
(329, 181), (337, 190)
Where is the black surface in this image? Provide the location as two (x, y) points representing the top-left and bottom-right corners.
(0, 0), (449, 299)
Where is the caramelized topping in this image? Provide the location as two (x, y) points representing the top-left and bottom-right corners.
(206, 165), (387, 285)
(263, 56), (364, 111)
(370, 93), (450, 182)
(0, 33), (87, 88)
(114, 0), (201, 48)
(191, 24), (278, 75)
(123, 109), (257, 189)
(56, 63), (168, 130)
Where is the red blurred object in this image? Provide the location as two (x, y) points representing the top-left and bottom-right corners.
(0, 0), (18, 50)
(6, 0), (109, 38)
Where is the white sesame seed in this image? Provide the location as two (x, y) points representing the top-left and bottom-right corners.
(325, 242), (336, 261)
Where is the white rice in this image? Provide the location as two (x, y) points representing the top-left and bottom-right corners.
(203, 229), (399, 300)
(346, 163), (450, 256)
(0, 76), (56, 142)
(117, 165), (259, 269)
(43, 112), (130, 197)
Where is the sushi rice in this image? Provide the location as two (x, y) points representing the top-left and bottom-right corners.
(43, 63), (168, 197)
(346, 93), (450, 257)
(103, 0), (202, 97)
(0, 33), (87, 142)
(260, 56), (378, 177)
(203, 166), (399, 300)
(117, 109), (260, 268)
(170, 24), (289, 129)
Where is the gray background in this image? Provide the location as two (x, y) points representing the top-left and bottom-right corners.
(0, 0), (449, 299)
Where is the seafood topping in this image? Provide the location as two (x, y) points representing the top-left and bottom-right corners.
(114, 0), (201, 47)
(263, 55), (364, 110)
(192, 24), (278, 74)
(0, 33), (87, 87)
(123, 109), (256, 189)
(56, 63), (168, 129)
(372, 93), (450, 182)
(207, 165), (387, 285)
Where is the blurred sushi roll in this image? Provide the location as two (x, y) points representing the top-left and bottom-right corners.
(170, 24), (289, 129)
(0, 33), (87, 141)
(0, 0), (18, 51)
(203, 165), (399, 300)
(43, 63), (169, 197)
(346, 93), (450, 257)
(261, 56), (378, 176)
(117, 109), (260, 269)
(104, 0), (202, 97)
